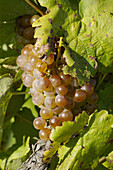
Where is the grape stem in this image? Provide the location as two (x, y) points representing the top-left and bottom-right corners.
(11, 91), (29, 95)
(16, 113), (32, 125)
(96, 73), (107, 90)
(25, 0), (44, 16)
(56, 37), (63, 68)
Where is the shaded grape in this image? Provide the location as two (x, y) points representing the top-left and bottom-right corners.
(33, 117), (46, 129)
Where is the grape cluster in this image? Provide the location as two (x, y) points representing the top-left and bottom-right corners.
(16, 41), (98, 141)
(16, 15), (40, 46)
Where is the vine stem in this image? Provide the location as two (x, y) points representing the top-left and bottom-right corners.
(99, 156), (106, 163)
(11, 91), (29, 95)
(96, 73), (107, 90)
(16, 113), (32, 125)
(56, 37), (63, 68)
(25, 0), (44, 16)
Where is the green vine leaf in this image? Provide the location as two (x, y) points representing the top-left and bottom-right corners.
(50, 112), (88, 143)
(103, 151), (113, 169)
(57, 110), (113, 170)
(0, 0), (36, 58)
(0, 76), (13, 147)
(34, 0), (113, 84)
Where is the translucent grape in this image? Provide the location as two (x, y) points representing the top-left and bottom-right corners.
(49, 116), (60, 127)
(32, 79), (42, 92)
(50, 75), (62, 87)
(21, 15), (31, 27)
(59, 110), (73, 122)
(40, 107), (53, 119)
(23, 27), (34, 40)
(39, 128), (51, 141)
(28, 55), (39, 67)
(36, 60), (47, 73)
(38, 77), (51, 91)
(73, 89), (86, 103)
(30, 15), (40, 25)
(52, 107), (64, 115)
(59, 72), (72, 85)
(81, 83), (94, 96)
(32, 93), (44, 106)
(33, 117), (46, 130)
(30, 87), (37, 96)
(44, 96), (56, 108)
(33, 69), (42, 79)
(22, 74), (34, 87)
(44, 53), (54, 65)
(56, 84), (68, 96)
(55, 95), (67, 107)
(21, 44), (33, 56)
(16, 55), (28, 68)
(66, 85), (75, 97)
(24, 63), (33, 73)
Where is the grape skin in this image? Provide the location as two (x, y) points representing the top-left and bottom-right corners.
(33, 117), (46, 130)
(39, 128), (51, 141)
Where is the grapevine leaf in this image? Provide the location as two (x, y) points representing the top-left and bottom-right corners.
(103, 151), (113, 169)
(57, 110), (113, 170)
(12, 107), (38, 146)
(6, 136), (30, 169)
(98, 84), (113, 113)
(43, 142), (60, 161)
(34, 0), (113, 84)
(0, 76), (13, 147)
(50, 111), (88, 143)
(0, 0), (36, 58)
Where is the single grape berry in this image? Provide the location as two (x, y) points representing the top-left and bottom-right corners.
(73, 89), (86, 103)
(56, 84), (68, 96)
(59, 110), (73, 122)
(44, 96), (56, 109)
(81, 83), (94, 96)
(50, 75), (62, 87)
(64, 96), (75, 110)
(49, 116), (60, 127)
(39, 128), (51, 141)
(33, 117), (46, 129)
(16, 55), (28, 68)
(32, 93), (44, 106)
(38, 77), (51, 91)
(44, 53), (54, 65)
(40, 107), (53, 119)
(23, 27), (34, 40)
(28, 55), (39, 67)
(30, 15), (40, 25)
(36, 60), (47, 73)
(22, 74), (34, 87)
(55, 95), (67, 107)
(59, 72), (72, 85)
(24, 63), (33, 73)
(21, 44), (33, 56)
(21, 15), (31, 27)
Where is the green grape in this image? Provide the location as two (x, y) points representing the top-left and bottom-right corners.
(81, 83), (94, 96)
(21, 44), (33, 56)
(44, 53), (54, 65)
(49, 116), (60, 127)
(39, 128), (51, 141)
(21, 15), (31, 27)
(33, 117), (46, 129)
(36, 60), (47, 73)
(28, 55), (39, 67)
(59, 110), (73, 122)
(59, 72), (73, 85)
(24, 63), (33, 73)
(30, 15), (40, 25)
(23, 27), (34, 40)
(22, 73), (34, 87)
(50, 75), (62, 87)
(16, 55), (28, 68)
(56, 84), (68, 96)
(44, 96), (56, 109)
(40, 107), (53, 119)
(55, 95), (67, 107)
(73, 89), (86, 103)
(32, 93), (44, 106)
(38, 77), (51, 91)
